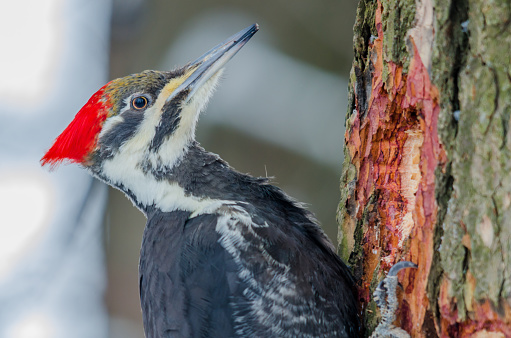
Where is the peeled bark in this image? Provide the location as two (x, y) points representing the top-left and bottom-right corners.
(338, 0), (511, 336)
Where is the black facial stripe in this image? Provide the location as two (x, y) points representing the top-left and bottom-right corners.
(99, 110), (145, 158)
(149, 89), (190, 152)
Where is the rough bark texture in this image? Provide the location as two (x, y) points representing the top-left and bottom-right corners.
(337, 0), (511, 336)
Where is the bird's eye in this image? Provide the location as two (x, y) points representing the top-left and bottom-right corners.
(132, 96), (148, 110)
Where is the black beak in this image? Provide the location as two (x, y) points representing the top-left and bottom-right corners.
(166, 23), (259, 104)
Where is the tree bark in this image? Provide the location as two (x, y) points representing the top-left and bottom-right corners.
(337, 0), (511, 336)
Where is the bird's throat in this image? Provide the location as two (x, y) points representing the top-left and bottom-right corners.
(95, 141), (236, 216)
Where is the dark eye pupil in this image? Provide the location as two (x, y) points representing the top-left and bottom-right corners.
(133, 96), (147, 109)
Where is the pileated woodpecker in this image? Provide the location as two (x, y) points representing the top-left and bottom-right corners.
(42, 24), (361, 337)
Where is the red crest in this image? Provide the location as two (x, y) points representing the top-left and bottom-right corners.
(41, 84), (111, 168)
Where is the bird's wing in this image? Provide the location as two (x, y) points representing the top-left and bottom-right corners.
(139, 210), (245, 338)
(213, 203), (360, 337)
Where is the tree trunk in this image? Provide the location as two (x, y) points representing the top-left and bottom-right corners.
(337, 0), (511, 336)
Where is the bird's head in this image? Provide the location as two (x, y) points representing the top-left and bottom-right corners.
(41, 24), (258, 180)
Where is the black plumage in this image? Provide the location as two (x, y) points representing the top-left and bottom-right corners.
(138, 143), (360, 337)
(140, 211), (239, 337)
